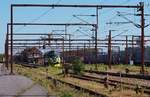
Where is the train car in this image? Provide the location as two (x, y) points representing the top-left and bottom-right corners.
(44, 50), (61, 67)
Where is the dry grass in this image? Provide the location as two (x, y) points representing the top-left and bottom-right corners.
(85, 64), (150, 74)
(14, 64), (95, 97)
(61, 76), (149, 97)
(14, 64), (150, 97)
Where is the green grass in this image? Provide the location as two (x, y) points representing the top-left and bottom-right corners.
(85, 64), (150, 74)
(85, 64), (107, 71)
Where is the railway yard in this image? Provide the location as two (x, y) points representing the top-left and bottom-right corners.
(0, 0), (150, 97)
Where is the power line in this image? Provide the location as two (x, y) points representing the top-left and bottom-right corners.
(101, 0), (132, 27)
(14, 0), (62, 32)
(101, 0), (131, 15)
(111, 30), (128, 38)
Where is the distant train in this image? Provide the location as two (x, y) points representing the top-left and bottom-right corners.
(44, 50), (61, 67)
(63, 47), (150, 66)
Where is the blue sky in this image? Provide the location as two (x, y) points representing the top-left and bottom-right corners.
(0, 0), (150, 53)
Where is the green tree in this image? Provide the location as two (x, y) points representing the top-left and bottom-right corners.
(71, 57), (85, 75)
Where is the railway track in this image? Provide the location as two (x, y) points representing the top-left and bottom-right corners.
(70, 74), (150, 95)
(85, 70), (150, 80)
(19, 63), (150, 80)
(47, 76), (108, 97)
(15, 66), (108, 97)
(18, 64), (150, 96)
(18, 63), (45, 68)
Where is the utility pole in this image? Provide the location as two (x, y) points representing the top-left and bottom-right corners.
(125, 36), (128, 64)
(62, 38), (65, 65)
(10, 5), (13, 74)
(48, 34), (51, 45)
(95, 7), (98, 69)
(77, 46), (79, 56)
(140, 2), (145, 73)
(108, 30), (112, 69)
(69, 34), (71, 55)
(84, 43), (86, 62)
(131, 35), (134, 62)
(65, 25), (67, 39)
(5, 25), (9, 70)
(88, 40), (91, 64)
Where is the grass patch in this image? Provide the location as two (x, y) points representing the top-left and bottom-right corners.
(85, 64), (150, 74)
(14, 64), (94, 97)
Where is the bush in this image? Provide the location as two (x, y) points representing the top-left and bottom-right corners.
(63, 63), (72, 76)
(125, 68), (130, 74)
(71, 57), (85, 75)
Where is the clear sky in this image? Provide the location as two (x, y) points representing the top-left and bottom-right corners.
(0, 0), (150, 53)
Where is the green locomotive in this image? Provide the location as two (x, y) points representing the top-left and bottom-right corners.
(44, 50), (61, 67)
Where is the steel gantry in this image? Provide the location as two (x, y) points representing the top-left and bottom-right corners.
(8, 2), (145, 74)
(7, 22), (95, 74)
(6, 32), (150, 70)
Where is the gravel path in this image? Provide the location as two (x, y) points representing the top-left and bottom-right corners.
(0, 63), (56, 97)
(0, 75), (49, 97)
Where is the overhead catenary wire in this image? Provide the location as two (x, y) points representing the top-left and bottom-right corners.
(75, 29), (92, 38)
(73, 15), (90, 24)
(14, 0), (62, 32)
(111, 30), (128, 39)
(100, 0), (131, 18)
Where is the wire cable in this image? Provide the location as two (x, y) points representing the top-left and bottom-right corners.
(14, 0), (62, 32)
